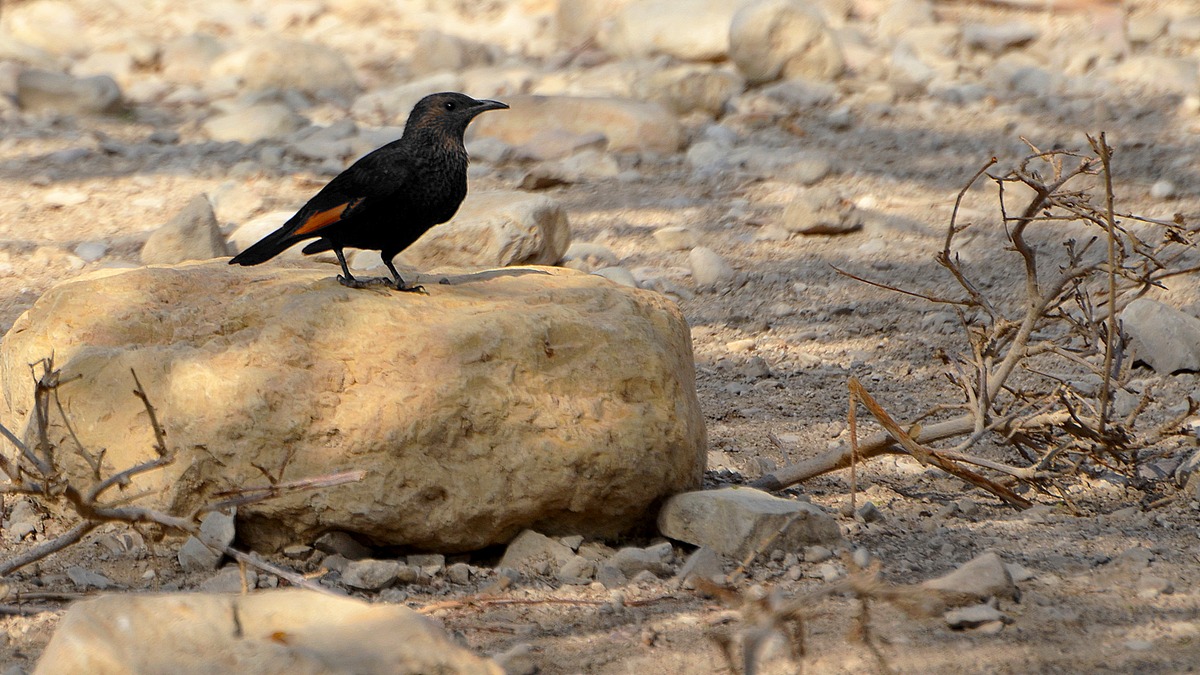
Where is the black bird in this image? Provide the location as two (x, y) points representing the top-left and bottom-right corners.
(229, 92), (508, 291)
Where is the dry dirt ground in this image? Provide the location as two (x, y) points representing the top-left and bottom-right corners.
(3, 1), (1200, 674)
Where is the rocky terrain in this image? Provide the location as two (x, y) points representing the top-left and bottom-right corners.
(3, 0), (1200, 672)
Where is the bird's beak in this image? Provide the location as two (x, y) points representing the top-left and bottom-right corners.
(476, 99), (509, 112)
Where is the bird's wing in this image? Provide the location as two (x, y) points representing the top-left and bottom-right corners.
(284, 148), (411, 238)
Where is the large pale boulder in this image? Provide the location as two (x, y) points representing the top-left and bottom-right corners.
(35, 590), (501, 675)
(1, 262), (705, 551)
(470, 94), (682, 154)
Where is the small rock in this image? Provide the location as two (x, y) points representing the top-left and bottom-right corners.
(211, 38), (359, 97)
(43, 189), (88, 208)
(594, 266), (638, 287)
(407, 554), (446, 575)
(499, 530), (577, 573)
(314, 531), (373, 561)
(804, 545), (833, 563)
(595, 563), (627, 589)
(142, 194), (229, 265)
(562, 242), (619, 269)
(781, 187), (863, 235)
(729, 0), (844, 85)
(944, 603), (1007, 629)
(1116, 546), (1153, 570)
(1121, 299), (1200, 374)
(963, 22), (1039, 54)
(400, 191), (571, 269)
(202, 103), (307, 143)
(856, 501), (883, 523)
(161, 33), (227, 84)
(17, 69), (121, 115)
(1136, 575), (1174, 598)
(282, 544), (312, 559)
(198, 566), (257, 593)
(921, 551), (1018, 604)
(688, 246), (735, 287)
(177, 510), (236, 573)
(676, 546), (724, 586)
(446, 562), (472, 584)
(1150, 180), (1177, 199)
(493, 642), (538, 675)
(609, 543), (673, 577)
(658, 487), (842, 559)
(472, 95), (681, 154)
(66, 566), (112, 590)
(558, 555), (596, 583)
(342, 559), (403, 591)
(654, 226), (698, 251)
(73, 241), (108, 262)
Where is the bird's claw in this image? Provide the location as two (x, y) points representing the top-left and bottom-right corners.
(394, 283), (427, 294)
(337, 275), (393, 289)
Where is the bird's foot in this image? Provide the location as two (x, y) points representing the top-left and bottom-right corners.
(337, 275), (394, 289)
(393, 282), (428, 294)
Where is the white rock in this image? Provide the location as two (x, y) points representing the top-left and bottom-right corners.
(921, 551), (1017, 602)
(729, 0), (845, 85)
(1150, 180), (1177, 199)
(161, 33), (227, 84)
(5, 0), (86, 56)
(351, 73), (461, 126)
(202, 104), (307, 143)
(499, 530), (577, 572)
(593, 266), (639, 287)
(227, 211), (301, 259)
(601, 0), (744, 61)
(1121, 298), (1200, 374)
(781, 187), (863, 234)
(400, 190), (571, 269)
(653, 226), (698, 251)
(963, 22), (1039, 54)
(141, 194), (229, 265)
(177, 510), (236, 574)
(342, 559), (403, 590)
(657, 487), (842, 559)
(470, 94), (682, 154)
(1, 263), (705, 552)
(17, 69), (122, 115)
(34, 591), (502, 674)
(73, 242), (107, 263)
(688, 246), (735, 287)
(43, 189), (88, 207)
(211, 38), (359, 97)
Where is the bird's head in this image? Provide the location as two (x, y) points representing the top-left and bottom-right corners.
(403, 92), (508, 142)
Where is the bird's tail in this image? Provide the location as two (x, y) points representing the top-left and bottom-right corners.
(228, 229), (300, 266)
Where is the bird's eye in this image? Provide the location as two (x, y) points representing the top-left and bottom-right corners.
(444, 101), (456, 111)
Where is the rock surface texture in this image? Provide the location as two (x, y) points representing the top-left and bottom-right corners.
(34, 590), (502, 675)
(1, 262), (705, 551)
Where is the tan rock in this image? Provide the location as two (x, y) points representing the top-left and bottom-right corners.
(211, 38), (360, 96)
(34, 590), (501, 675)
(1, 262), (705, 551)
(470, 94), (682, 154)
(400, 190), (572, 269)
(657, 487), (842, 559)
(600, 0), (744, 61)
(729, 0), (845, 85)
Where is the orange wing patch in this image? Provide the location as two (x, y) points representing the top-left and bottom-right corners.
(294, 199), (362, 236)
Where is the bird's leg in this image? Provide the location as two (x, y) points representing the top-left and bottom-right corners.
(384, 257), (426, 294)
(334, 248), (375, 289)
